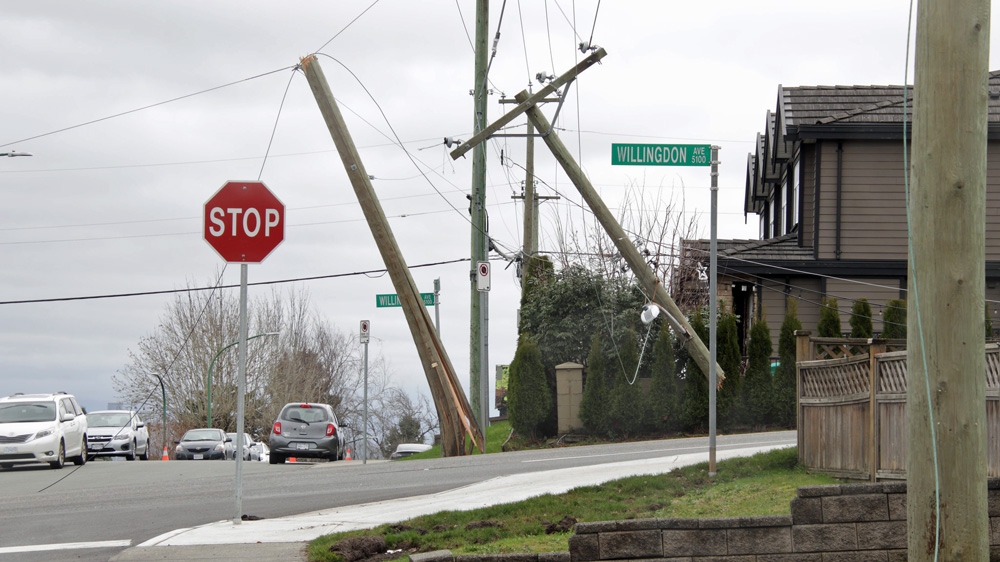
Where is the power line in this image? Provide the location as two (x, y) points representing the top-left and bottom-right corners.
(0, 258), (469, 306)
(0, 66), (296, 149)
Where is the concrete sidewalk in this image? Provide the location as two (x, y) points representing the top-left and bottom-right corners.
(112, 443), (790, 561)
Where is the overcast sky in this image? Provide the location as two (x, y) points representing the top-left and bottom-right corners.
(1, 2), (994, 415)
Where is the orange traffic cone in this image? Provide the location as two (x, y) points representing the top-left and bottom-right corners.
(288, 456), (296, 463)
(345, 448), (352, 461)
(161, 446), (169, 461)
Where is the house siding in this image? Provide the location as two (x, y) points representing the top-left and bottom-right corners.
(760, 278), (788, 354)
(815, 142), (840, 259)
(816, 141), (909, 260)
(800, 144), (816, 249)
(987, 143), (1000, 261)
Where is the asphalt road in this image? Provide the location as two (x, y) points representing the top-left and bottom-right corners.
(0, 430), (795, 562)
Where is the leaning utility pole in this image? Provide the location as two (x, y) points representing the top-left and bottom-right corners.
(517, 93), (723, 384)
(906, 0), (989, 559)
(450, 48), (724, 384)
(469, 0), (489, 431)
(300, 55), (482, 456)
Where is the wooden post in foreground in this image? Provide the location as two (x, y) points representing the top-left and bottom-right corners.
(907, 0), (989, 558)
(300, 55), (482, 456)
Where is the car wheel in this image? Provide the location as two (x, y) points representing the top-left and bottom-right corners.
(71, 436), (88, 466)
(126, 440), (137, 461)
(50, 441), (65, 469)
(0, 463), (12, 470)
(139, 441), (150, 461)
(269, 453), (284, 464)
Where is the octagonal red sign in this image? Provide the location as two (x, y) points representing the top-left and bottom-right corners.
(204, 181), (284, 263)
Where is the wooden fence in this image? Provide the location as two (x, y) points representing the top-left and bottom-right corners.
(795, 330), (1000, 480)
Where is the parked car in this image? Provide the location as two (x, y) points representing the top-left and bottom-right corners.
(174, 428), (232, 460)
(249, 440), (269, 462)
(86, 410), (150, 461)
(0, 392), (89, 469)
(269, 402), (346, 464)
(390, 443), (432, 460)
(226, 432), (255, 461)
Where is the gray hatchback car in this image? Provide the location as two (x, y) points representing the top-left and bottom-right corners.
(268, 402), (346, 464)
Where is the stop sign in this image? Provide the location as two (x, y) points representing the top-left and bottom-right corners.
(204, 181), (284, 263)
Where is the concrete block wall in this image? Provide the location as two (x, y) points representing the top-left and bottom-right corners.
(567, 480), (1000, 561)
(409, 481), (1000, 562)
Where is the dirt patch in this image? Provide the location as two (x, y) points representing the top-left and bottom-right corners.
(328, 536), (387, 562)
(465, 519), (503, 530)
(544, 515), (577, 534)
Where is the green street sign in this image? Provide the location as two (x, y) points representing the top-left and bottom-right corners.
(376, 293), (436, 308)
(611, 143), (711, 166)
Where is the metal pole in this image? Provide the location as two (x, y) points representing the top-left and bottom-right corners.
(481, 290), (489, 435)
(207, 333), (277, 428)
(233, 263), (248, 525)
(363, 338), (369, 464)
(434, 277), (441, 335)
(149, 373), (166, 459)
(709, 146), (719, 477)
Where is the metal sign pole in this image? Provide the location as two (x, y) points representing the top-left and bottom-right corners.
(708, 146), (720, 477)
(234, 263), (249, 524)
(360, 320), (370, 464)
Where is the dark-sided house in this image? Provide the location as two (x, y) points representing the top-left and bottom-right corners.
(676, 73), (1000, 353)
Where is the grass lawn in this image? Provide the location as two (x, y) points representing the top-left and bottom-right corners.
(307, 440), (838, 562)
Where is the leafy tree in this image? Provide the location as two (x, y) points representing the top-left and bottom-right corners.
(742, 317), (773, 428)
(608, 328), (645, 438)
(883, 299), (907, 339)
(649, 322), (679, 432)
(849, 298), (874, 338)
(775, 298), (802, 427)
(818, 297), (842, 337)
(579, 334), (609, 436)
(507, 336), (551, 441)
(517, 263), (646, 437)
(678, 310), (709, 432)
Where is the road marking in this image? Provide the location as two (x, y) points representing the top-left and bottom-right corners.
(520, 439), (794, 463)
(0, 540), (131, 554)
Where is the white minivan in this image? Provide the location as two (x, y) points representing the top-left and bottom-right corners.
(0, 392), (89, 469)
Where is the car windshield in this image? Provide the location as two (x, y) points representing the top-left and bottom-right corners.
(282, 406), (328, 423)
(89, 413), (132, 427)
(182, 429), (223, 441)
(0, 402), (56, 423)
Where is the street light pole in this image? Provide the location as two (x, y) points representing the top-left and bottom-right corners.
(206, 331), (279, 428)
(148, 373), (167, 460)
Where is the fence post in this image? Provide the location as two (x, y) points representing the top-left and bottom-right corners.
(868, 338), (886, 481)
(795, 330), (813, 463)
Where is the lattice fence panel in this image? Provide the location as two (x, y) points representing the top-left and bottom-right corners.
(801, 356), (871, 399)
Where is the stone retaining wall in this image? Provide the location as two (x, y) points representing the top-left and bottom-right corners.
(410, 481), (1000, 562)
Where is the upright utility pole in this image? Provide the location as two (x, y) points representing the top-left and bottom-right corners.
(469, 0), (489, 429)
(523, 120), (536, 273)
(907, 0), (989, 560)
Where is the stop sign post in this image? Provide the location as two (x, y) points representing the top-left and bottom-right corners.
(203, 180), (284, 525)
(204, 180), (284, 263)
